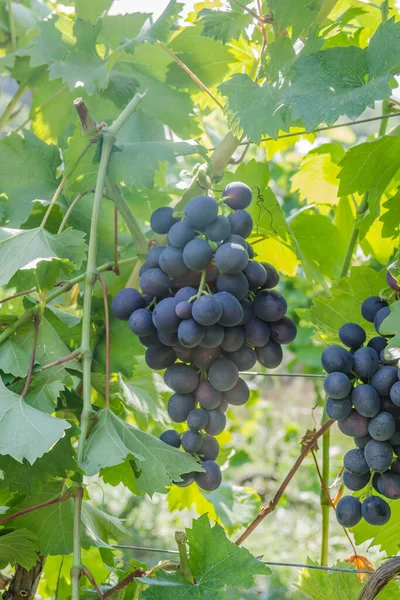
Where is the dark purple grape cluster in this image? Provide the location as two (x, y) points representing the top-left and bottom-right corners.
(322, 293), (399, 528)
(112, 182), (296, 492)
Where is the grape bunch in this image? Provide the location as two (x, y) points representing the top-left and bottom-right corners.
(111, 182), (296, 492)
(321, 288), (399, 528)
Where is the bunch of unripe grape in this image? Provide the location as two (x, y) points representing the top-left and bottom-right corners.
(322, 282), (399, 528)
(112, 182), (297, 492)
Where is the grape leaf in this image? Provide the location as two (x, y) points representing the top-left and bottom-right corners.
(82, 409), (204, 496)
(199, 8), (252, 43)
(338, 136), (400, 219)
(121, 0), (183, 49)
(0, 131), (61, 227)
(380, 192), (400, 239)
(297, 266), (386, 344)
(25, 16), (69, 67)
(50, 51), (108, 96)
(75, 0), (112, 25)
(81, 503), (129, 549)
(291, 143), (344, 205)
(0, 226), (87, 287)
(219, 74), (286, 141)
(141, 515), (269, 599)
(261, 36), (296, 81)
(119, 373), (167, 424)
(98, 14), (150, 49)
(284, 46), (391, 131)
(0, 378), (70, 464)
(0, 530), (39, 570)
(267, 0), (324, 39)
(0, 339), (32, 377)
(352, 497), (400, 556)
(367, 17), (400, 78)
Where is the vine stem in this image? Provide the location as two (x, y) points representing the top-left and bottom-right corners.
(230, 0), (267, 23)
(58, 192), (88, 234)
(0, 85), (27, 131)
(106, 182), (148, 258)
(71, 487), (84, 600)
(40, 176), (68, 229)
(235, 419), (334, 545)
(113, 206), (120, 275)
(41, 349), (81, 371)
(7, 0), (16, 51)
(175, 532), (194, 583)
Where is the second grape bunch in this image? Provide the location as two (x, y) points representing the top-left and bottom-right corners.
(112, 182), (297, 492)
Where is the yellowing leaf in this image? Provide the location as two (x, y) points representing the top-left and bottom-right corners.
(254, 237), (298, 277)
(167, 482), (218, 521)
(291, 143), (344, 205)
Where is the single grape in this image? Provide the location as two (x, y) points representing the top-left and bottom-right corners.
(187, 408), (209, 431)
(192, 346), (221, 370)
(175, 286), (198, 301)
(196, 381), (222, 410)
(168, 221), (195, 248)
(164, 364), (199, 393)
(184, 195), (218, 228)
(368, 411), (396, 441)
(208, 359), (239, 391)
(181, 430), (203, 453)
(226, 345), (257, 370)
(321, 345), (353, 374)
(378, 472), (400, 499)
(160, 430), (181, 448)
(371, 366), (398, 396)
(362, 496), (391, 526)
(178, 319), (205, 348)
(195, 460), (222, 491)
(352, 384), (381, 418)
(372, 472), (382, 493)
(223, 234), (247, 249)
(246, 243), (255, 259)
(389, 427), (400, 446)
(364, 439), (393, 472)
(338, 410), (369, 437)
(368, 336), (387, 354)
(147, 246), (166, 269)
(168, 393), (196, 423)
(220, 327), (245, 352)
(174, 472), (195, 487)
(343, 470), (370, 492)
(390, 459), (400, 475)
(374, 306), (391, 336)
(338, 323), (366, 349)
(204, 410), (227, 435)
(192, 296), (223, 326)
(218, 400), (229, 413)
(254, 290), (288, 322)
(159, 246), (188, 277)
(199, 324), (225, 348)
(261, 262), (280, 289)
(222, 377), (250, 406)
(158, 330), (179, 346)
(199, 436), (219, 461)
(354, 434), (372, 448)
(145, 345), (176, 370)
(353, 347), (379, 378)
(140, 268), (171, 297)
(387, 271), (400, 292)
(239, 298), (254, 325)
(223, 181), (252, 209)
(379, 349), (398, 366)
(111, 288), (145, 320)
(213, 292), (243, 326)
(228, 209), (253, 239)
(129, 308), (155, 336)
(361, 296), (388, 322)
(324, 372), (352, 400)
(216, 272), (249, 300)
(182, 239), (213, 271)
(214, 242), (249, 275)
(245, 319), (271, 347)
(150, 207), (179, 234)
(380, 396), (400, 418)
(175, 301), (192, 320)
(204, 216), (232, 242)
(152, 297), (181, 333)
(173, 270), (202, 289)
(243, 261), (267, 289)
(256, 340), (283, 369)
(173, 344), (193, 363)
(326, 396), (352, 420)
(270, 317), (297, 345)
(139, 263), (150, 276)
(139, 331), (161, 348)
(390, 381), (400, 406)
(336, 496), (362, 528)
(343, 448), (370, 475)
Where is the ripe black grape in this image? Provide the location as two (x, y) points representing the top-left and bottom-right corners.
(352, 384), (380, 418)
(354, 434), (372, 448)
(361, 496), (391, 526)
(256, 340), (283, 369)
(361, 296), (388, 322)
(204, 215), (231, 242)
(175, 286), (198, 301)
(343, 448), (369, 475)
(368, 411), (396, 441)
(204, 409), (226, 435)
(183, 239), (213, 271)
(199, 436), (219, 461)
(374, 306), (391, 336)
(174, 472), (195, 487)
(150, 207), (179, 234)
(192, 346), (221, 370)
(261, 262), (280, 289)
(184, 195), (218, 228)
(152, 297), (180, 333)
(164, 364), (199, 393)
(223, 181), (252, 209)
(208, 359), (239, 391)
(326, 396), (352, 420)
(214, 242), (249, 275)
(146, 246), (166, 268)
(199, 325), (225, 348)
(226, 345), (257, 370)
(270, 317), (297, 345)
(243, 261), (267, 289)
(112, 288), (145, 320)
(195, 460), (222, 491)
(220, 327), (245, 352)
(336, 496), (362, 527)
(228, 209), (253, 238)
(379, 349), (398, 366)
(145, 345), (176, 370)
(245, 319), (271, 347)
(390, 381), (400, 406)
(338, 323), (366, 349)
(168, 221), (195, 248)
(353, 347), (379, 378)
(371, 366), (398, 396)
(160, 430), (181, 448)
(128, 308), (155, 336)
(254, 290), (287, 322)
(321, 345), (353, 374)
(223, 377), (250, 406)
(158, 330), (179, 346)
(378, 471), (400, 499)
(181, 430), (203, 453)
(216, 272), (249, 300)
(187, 408), (209, 431)
(338, 410), (369, 437)
(139, 268), (171, 297)
(174, 344), (193, 363)
(175, 301), (192, 320)
(368, 336), (387, 354)
(177, 319), (205, 348)
(196, 381), (222, 410)
(139, 331), (161, 348)
(159, 246), (188, 277)
(324, 372), (352, 400)
(168, 393), (196, 423)
(213, 292), (243, 326)
(343, 470), (370, 491)
(192, 296), (223, 326)
(239, 298), (254, 325)
(364, 440), (393, 472)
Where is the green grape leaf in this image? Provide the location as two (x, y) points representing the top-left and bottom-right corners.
(108, 111), (204, 189)
(0, 131), (61, 227)
(219, 74), (286, 141)
(338, 136), (400, 219)
(0, 530), (39, 570)
(381, 192), (400, 239)
(49, 52), (108, 96)
(291, 143), (344, 205)
(81, 503), (129, 549)
(141, 515), (269, 599)
(98, 14), (150, 49)
(122, 1), (183, 49)
(24, 376), (66, 413)
(95, 317), (144, 378)
(82, 409), (203, 496)
(101, 70), (139, 108)
(75, 0), (112, 25)
(297, 266), (386, 344)
(119, 373), (167, 424)
(0, 227), (87, 287)
(26, 16), (69, 67)
(199, 8), (252, 43)
(261, 36), (296, 81)
(284, 46), (391, 131)
(267, 0), (324, 39)
(63, 124), (98, 195)
(367, 17), (400, 78)
(0, 339), (32, 377)
(0, 379), (70, 464)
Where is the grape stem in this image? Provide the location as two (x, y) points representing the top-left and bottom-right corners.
(189, 269), (207, 301)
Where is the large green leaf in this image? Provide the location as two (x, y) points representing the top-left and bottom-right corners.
(141, 515), (269, 599)
(267, 0), (324, 39)
(0, 530), (39, 570)
(0, 226), (87, 286)
(82, 409), (203, 496)
(0, 339), (32, 377)
(199, 8), (252, 43)
(25, 16), (69, 67)
(291, 143), (344, 205)
(75, 0), (112, 25)
(119, 373), (167, 424)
